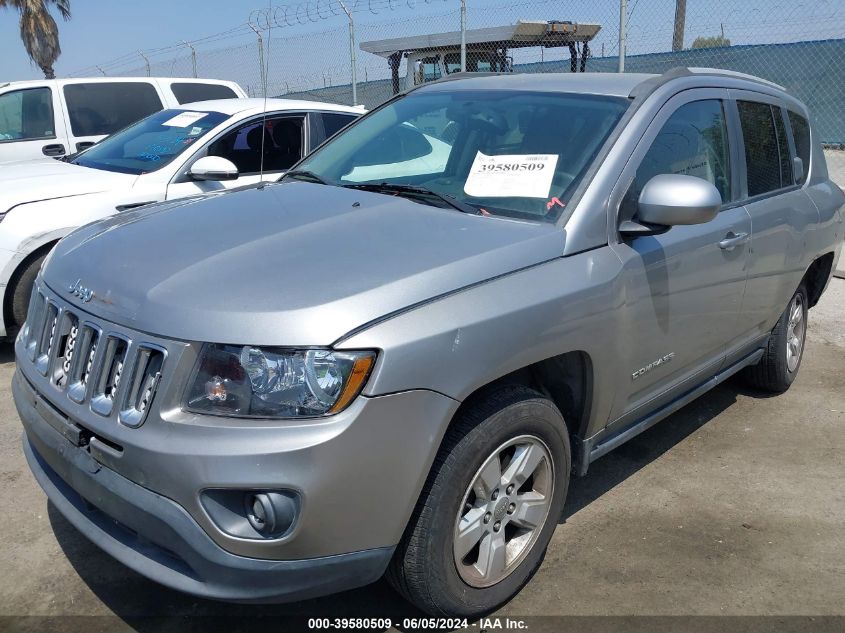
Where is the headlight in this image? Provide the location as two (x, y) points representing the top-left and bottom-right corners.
(185, 344), (376, 418)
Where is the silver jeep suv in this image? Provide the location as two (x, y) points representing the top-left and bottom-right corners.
(13, 68), (844, 616)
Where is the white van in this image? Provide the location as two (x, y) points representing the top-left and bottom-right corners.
(0, 77), (245, 164)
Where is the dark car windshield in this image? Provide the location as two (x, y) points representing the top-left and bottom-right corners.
(294, 89), (628, 221)
(72, 108), (230, 175)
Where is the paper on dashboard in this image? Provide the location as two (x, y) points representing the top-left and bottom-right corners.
(464, 152), (559, 199)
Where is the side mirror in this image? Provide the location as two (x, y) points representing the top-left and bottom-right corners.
(189, 156), (239, 182)
(638, 173), (721, 227)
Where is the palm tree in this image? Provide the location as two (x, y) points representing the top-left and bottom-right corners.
(0, 0), (71, 79)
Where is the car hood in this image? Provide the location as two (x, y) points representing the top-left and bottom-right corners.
(0, 159), (136, 213)
(43, 182), (565, 345)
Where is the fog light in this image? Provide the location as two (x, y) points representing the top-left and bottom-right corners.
(244, 492), (297, 537)
(201, 488), (300, 540)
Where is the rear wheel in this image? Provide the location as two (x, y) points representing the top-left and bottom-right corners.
(387, 385), (570, 617)
(743, 284), (808, 393)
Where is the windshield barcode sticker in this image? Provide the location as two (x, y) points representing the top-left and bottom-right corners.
(162, 112), (208, 128)
(464, 152), (558, 199)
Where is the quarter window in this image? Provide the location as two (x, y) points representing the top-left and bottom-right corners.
(0, 87), (55, 142)
(64, 82), (163, 137)
(737, 101), (793, 197)
(788, 111), (811, 184)
(624, 99), (731, 218)
(171, 82), (238, 105)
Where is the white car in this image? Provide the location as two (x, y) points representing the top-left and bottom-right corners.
(0, 77), (246, 164)
(0, 97), (362, 336)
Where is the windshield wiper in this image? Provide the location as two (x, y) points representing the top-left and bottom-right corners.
(280, 170), (329, 185)
(343, 182), (480, 215)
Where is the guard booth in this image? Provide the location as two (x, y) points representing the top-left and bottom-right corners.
(360, 20), (601, 96)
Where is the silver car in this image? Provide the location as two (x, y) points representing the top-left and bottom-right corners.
(13, 68), (844, 616)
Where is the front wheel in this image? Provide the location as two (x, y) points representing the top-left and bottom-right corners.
(743, 283), (809, 393)
(387, 385), (570, 617)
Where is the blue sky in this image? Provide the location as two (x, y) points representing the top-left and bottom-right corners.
(1, 0), (843, 83)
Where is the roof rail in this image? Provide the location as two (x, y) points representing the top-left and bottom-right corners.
(685, 67), (786, 90)
(628, 66), (786, 99)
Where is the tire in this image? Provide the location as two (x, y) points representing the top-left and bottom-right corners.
(743, 283), (809, 393)
(387, 385), (571, 617)
(7, 254), (45, 335)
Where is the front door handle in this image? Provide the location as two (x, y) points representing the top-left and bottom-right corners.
(42, 143), (66, 157)
(718, 231), (749, 250)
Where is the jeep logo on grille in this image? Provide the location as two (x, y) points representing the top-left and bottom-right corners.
(68, 279), (94, 303)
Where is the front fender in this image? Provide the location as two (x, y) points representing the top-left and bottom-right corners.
(336, 247), (625, 440)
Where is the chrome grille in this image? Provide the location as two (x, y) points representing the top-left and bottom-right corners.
(22, 286), (167, 427)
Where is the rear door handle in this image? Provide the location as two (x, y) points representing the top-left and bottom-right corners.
(42, 143), (66, 157)
(718, 231), (749, 250)
(75, 141), (95, 152)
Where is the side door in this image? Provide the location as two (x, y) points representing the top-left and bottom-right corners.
(0, 83), (68, 161)
(726, 92), (821, 360)
(61, 81), (164, 154)
(606, 89), (752, 427)
(166, 113), (307, 199)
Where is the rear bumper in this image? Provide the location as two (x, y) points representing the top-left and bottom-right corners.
(18, 372), (394, 603)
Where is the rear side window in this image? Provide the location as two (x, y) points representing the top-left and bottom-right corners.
(171, 83), (238, 105)
(321, 112), (357, 139)
(737, 101), (793, 197)
(0, 87), (55, 142)
(64, 82), (163, 137)
(624, 99), (731, 216)
(788, 111), (811, 184)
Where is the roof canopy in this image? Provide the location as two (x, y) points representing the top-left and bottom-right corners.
(360, 21), (601, 58)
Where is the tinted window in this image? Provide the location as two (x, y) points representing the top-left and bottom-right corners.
(207, 115), (304, 174)
(64, 82), (163, 137)
(788, 111), (811, 184)
(738, 101), (790, 197)
(624, 99), (731, 217)
(321, 113), (357, 139)
(171, 82), (238, 105)
(72, 108), (229, 174)
(773, 108), (792, 187)
(0, 87), (55, 142)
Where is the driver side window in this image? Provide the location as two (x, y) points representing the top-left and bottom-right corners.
(622, 99), (731, 220)
(207, 115), (304, 175)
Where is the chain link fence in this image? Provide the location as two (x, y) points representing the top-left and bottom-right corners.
(68, 0), (845, 178)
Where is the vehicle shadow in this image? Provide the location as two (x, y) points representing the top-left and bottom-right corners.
(48, 376), (763, 633)
(560, 376), (770, 522)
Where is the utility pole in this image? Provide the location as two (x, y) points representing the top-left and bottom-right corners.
(337, 1), (357, 106)
(182, 40), (198, 78)
(460, 0), (467, 72)
(248, 23), (266, 96)
(138, 50), (151, 77)
(618, 0), (627, 72)
(672, 0), (687, 51)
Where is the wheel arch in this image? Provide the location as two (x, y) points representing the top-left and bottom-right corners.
(803, 251), (835, 308)
(446, 350), (594, 475)
(3, 239), (59, 334)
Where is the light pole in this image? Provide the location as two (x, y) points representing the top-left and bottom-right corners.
(460, 0), (467, 73)
(618, 0), (627, 72)
(337, 0), (358, 106)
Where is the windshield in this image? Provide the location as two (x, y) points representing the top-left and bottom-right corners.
(295, 89), (628, 221)
(72, 108), (230, 175)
